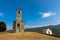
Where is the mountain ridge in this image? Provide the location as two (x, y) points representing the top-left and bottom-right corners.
(25, 24), (60, 36)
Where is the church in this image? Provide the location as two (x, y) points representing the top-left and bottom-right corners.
(42, 28), (52, 35)
(13, 9), (24, 32)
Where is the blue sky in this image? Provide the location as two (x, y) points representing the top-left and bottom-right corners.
(0, 0), (60, 30)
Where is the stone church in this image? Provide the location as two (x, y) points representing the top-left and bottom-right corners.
(13, 9), (24, 32)
(43, 28), (52, 35)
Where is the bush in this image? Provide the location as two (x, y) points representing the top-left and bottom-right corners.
(7, 30), (14, 33)
(0, 22), (6, 32)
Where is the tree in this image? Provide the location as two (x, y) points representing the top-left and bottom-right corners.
(0, 22), (6, 32)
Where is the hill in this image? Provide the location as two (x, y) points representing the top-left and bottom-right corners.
(25, 24), (60, 36)
(0, 32), (60, 40)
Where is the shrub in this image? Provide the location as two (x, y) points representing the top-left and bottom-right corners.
(0, 22), (6, 32)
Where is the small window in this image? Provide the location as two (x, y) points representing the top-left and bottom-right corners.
(18, 10), (20, 14)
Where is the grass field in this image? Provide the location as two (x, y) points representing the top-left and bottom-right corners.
(0, 32), (60, 40)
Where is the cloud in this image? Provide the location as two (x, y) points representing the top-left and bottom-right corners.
(0, 13), (3, 17)
(39, 11), (56, 18)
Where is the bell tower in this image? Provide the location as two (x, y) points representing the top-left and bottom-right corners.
(12, 9), (24, 32)
(16, 9), (22, 21)
(16, 9), (21, 32)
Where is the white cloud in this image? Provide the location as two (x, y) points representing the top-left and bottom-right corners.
(0, 13), (3, 17)
(39, 11), (56, 18)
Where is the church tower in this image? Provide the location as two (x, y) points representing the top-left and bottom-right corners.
(13, 9), (24, 32)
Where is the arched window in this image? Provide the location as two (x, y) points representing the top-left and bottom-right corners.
(18, 10), (20, 14)
(48, 31), (50, 34)
(17, 23), (20, 27)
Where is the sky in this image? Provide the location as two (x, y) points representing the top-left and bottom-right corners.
(0, 0), (60, 30)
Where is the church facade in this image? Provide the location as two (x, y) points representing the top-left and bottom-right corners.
(13, 9), (24, 32)
(43, 28), (52, 35)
